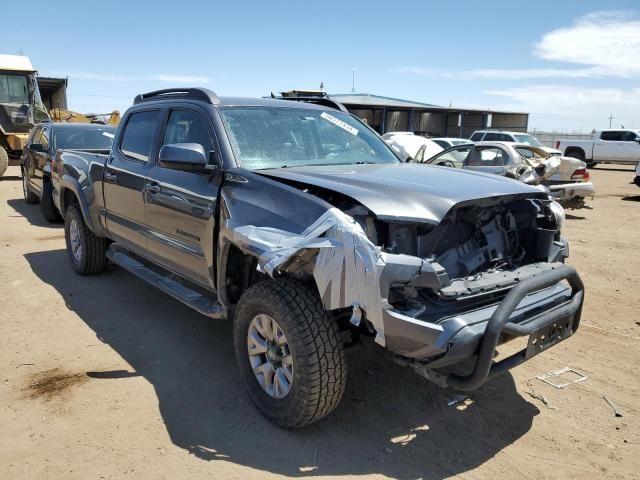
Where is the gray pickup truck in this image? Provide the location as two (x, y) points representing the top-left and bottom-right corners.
(51, 88), (584, 428)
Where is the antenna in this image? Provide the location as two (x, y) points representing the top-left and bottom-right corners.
(351, 68), (356, 94)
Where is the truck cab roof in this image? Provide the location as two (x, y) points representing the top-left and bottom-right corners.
(132, 88), (336, 112)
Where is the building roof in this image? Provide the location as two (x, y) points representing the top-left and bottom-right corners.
(329, 92), (528, 115)
(329, 93), (441, 109)
(0, 54), (36, 72)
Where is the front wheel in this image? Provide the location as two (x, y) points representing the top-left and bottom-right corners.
(64, 204), (108, 275)
(234, 279), (347, 428)
(0, 146), (8, 178)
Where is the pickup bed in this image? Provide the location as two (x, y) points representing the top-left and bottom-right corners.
(556, 129), (640, 168)
(51, 88), (584, 428)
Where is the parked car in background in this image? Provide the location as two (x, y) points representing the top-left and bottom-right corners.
(21, 122), (115, 221)
(431, 137), (469, 149)
(634, 161), (640, 187)
(470, 130), (561, 156)
(556, 129), (640, 168)
(419, 142), (595, 209)
(381, 131), (414, 141)
(51, 87), (583, 428)
(384, 132), (443, 161)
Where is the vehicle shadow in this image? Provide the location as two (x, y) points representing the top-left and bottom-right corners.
(0, 175), (22, 181)
(565, 213), (586, 220)
(621, 195), (640, 202)
(590, 165), (635, 172)
(25, 248), (539, 479)
(7, 198), (60, 229)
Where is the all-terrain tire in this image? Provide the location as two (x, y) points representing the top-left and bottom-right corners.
(22, 168), (38, 204)
(234, 279), (347, 428)
(0, 146), (8, 178)
(40, 179), (62, 222)
(64, 204), (108, 275)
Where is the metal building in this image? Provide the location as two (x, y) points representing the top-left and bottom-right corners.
(328, 93), (529, 138)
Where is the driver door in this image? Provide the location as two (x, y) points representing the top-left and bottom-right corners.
(144, 106), (221, 289)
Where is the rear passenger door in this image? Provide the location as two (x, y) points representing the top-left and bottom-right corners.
(594, 131), (622, 160)
(104, 109), (163, 253)
(144, 106), (221, 289)
(25, 126), (50, 195)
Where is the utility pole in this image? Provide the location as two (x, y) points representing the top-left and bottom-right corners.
(351, 68), (356, 94)
(608, 114), (615, 128)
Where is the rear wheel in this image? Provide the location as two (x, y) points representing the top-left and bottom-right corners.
(40, 179), (62, 222)
(22, 169), (38, 204)
(64, 204), (108, 275)
(234, 279), (346, 428)
(0, 146), (8, 178)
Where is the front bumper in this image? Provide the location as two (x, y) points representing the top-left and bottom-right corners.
(383, 265), (584, 391)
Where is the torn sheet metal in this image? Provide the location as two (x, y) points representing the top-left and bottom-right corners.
(228, 207), (391, 346)
(509, 156), (562, 185)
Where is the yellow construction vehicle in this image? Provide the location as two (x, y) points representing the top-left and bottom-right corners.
(0, 54), (50, 176)
(49, 108), (121, 126)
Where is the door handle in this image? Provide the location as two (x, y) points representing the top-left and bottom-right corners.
(144, 182), (161, 193)
(104, 172), (117, 183)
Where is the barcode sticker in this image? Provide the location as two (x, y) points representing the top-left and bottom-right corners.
(320, 112), (358, 136)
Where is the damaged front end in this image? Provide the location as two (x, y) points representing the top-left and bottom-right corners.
(227, 185), (583, 391)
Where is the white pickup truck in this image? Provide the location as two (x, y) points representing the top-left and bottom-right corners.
(556, 129), (640, 168)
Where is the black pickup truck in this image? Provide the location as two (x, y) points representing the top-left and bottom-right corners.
(21, 122), (115, 221)
(51, 88), (584, 428)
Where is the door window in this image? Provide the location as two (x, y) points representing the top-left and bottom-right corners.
(621, 131), (638, 141)
(29, 127), (43, 146)
(465, 147), (507, 166)
(483, 132), (513, 141)
(600, 131), (623, 141)
(426, 146), (472, 165)
(470, 132), (484, 141)
(30, 127), (49, 150)
(120, 110), (162, 162)
(161, 110), (213, 163)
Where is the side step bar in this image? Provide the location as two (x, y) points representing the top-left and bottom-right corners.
(106, 245), (226, 319)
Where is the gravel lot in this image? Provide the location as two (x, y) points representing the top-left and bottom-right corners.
(1, 164), (638, 479)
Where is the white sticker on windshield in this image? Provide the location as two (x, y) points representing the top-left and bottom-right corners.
(102, 132), (115, 139)
(320, 111), (358, 136)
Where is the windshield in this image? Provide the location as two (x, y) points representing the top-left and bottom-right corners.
(0, 74), (29, 104)
(513, 134), (542, 147)
(220, 107), (399, 170)
(53, 127), (115, 151)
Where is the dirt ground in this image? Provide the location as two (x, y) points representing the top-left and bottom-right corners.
(0, 164), (638, 480)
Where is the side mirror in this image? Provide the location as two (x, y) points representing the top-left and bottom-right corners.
(635, 137), (640, 144)
(158, 143), (210, 171)
(29, 143), (46, 153)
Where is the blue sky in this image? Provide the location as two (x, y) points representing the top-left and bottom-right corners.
(2, 0), (640, 132)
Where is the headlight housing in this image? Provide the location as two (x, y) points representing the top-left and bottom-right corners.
(549, 200), (565, 232)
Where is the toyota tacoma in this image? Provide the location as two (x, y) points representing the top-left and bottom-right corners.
(51, 88), (584, 428)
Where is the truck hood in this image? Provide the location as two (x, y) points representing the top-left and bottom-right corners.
(257, 163), (546, 223)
